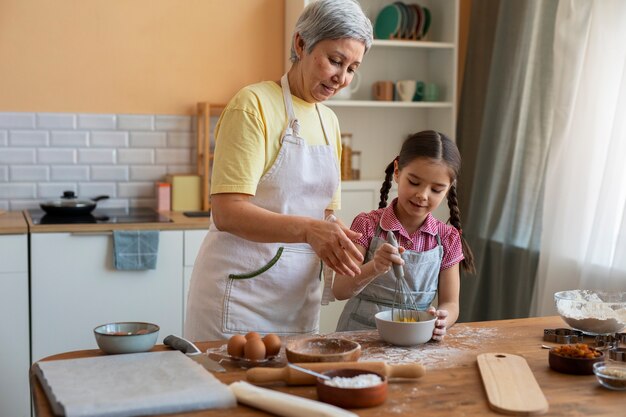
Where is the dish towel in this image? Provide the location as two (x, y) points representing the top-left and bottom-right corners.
(113, 230), (159, 270)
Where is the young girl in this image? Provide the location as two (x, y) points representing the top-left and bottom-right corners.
(333, 130), (475, 341)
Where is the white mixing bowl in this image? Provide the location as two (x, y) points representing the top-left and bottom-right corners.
(375, 310), (436, 346)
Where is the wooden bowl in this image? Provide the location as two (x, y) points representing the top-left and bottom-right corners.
(316, 369), (387, 408)
(285, 337), (361, 363)
(548, 347), (604, 375)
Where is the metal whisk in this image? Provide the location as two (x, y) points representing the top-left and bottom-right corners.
(386, 231), (420, 322)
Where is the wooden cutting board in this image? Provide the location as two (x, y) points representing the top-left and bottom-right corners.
(477, 353), (548, 416)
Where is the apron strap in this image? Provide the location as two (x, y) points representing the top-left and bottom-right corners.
(280, 74), (300, 137)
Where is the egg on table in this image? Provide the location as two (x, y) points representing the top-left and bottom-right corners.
(244, 337), (266, 361)
(263, 333), (282, 357)
(227, 334), (247, 358)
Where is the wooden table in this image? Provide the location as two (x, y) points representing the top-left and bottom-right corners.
(31, 316), (624, 416)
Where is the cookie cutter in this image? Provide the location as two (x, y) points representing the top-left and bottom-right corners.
(543, 328), (584, 344)
(595, 334), (618, 350)
(608, 347), (626, 362)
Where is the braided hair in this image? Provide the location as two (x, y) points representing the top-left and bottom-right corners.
(378, 130), (476, 274)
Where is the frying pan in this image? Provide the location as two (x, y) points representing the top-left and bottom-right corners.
(40, 191), (109, 215)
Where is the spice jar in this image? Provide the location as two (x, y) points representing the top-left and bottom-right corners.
(351, 150), (361, 180)
(341, 133), (353, 180)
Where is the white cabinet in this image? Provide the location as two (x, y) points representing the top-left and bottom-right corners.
(182, 229), (208, 329)
(30, 231), (184, 362)
(0, 234), (30, 417)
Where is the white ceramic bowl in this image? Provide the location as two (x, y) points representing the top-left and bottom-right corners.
(554, 290), (626, 335)
(93, 322), (159, 354)
(374, 310), (435, 346)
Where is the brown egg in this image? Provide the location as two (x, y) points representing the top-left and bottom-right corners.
(227, 334), (247, 358)
(244, 337), (266, 361)
(262, 333), (282, 358)
(245, 331), (261, 340)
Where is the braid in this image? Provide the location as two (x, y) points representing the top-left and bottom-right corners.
(447, 184), (476, 274)
(378, 161), (395, 208)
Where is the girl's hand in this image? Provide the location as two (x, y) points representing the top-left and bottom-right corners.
(427, 307), (448, 342)
(372, 243), (405, 274)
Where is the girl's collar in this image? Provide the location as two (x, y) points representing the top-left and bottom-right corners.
(379, 199), (437, 239)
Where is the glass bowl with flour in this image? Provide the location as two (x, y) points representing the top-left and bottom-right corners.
(554, 290), (626, 335)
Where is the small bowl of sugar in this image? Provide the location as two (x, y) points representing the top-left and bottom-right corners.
(316, 369), (387, 408)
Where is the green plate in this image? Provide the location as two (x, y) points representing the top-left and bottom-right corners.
(374, 4), (401, 40)
(423, 7), (431, 38)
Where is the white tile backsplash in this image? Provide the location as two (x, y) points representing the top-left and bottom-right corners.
(156, 149), (191, 164)
(0, 183), (37, 199)
(37, 113), (76, 129)
(130, 166), (167, 181)
(1, 149), (36, 164)
(118, 149), (154, 164)
(38, 149), (76, 164)
(118, 115), (154, 131)
(130, 132), (167, 148)
(1, 111), (198, 210)
(155, 115), (193, 131)
(38, 183), (77, 198)
(10, 166), (49, 182)
(78, 149), (116, 164)
(78, 114), (117, 130)
(167, 132), (194, 148)
(91, 131), (128, 148)
(118, 182), (154, 198)
(78, 183), (117, 198)
(9, 130), (49, 147)
(51, 131), (89, 147)
(0, 113), (36, 129)
(51, 166), (90, 181)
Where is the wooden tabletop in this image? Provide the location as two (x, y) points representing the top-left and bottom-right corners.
(30, 316), (624, 416)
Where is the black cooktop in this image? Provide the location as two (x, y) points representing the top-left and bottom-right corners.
(29, 208), (173, 225)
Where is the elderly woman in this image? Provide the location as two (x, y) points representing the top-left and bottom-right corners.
(185, 0), (373, 340)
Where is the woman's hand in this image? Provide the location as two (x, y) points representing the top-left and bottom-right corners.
(372, 243), (405, 275)
(305, 219), (364, 277)
(427, 307), (449, 342)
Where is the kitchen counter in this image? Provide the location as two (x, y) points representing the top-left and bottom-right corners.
(25, 210), (210, 233)
(30, 316), (624, 416)
(0, 211), (28, 234)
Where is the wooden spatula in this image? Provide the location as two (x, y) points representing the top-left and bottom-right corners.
(477, 353), (548, 415)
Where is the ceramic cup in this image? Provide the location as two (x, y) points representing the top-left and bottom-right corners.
(396, 80), (417, 102)
(424, 83), (440, 102)
(372, 81), (394, 101)
(330, 72), (361, 100)
(413, 81), (425, 101)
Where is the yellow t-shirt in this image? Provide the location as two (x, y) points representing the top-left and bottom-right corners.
(211, 81), (342, 210)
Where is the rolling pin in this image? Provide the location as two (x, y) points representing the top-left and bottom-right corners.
(247, 361), (425, 385)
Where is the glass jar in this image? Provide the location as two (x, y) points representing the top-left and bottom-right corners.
(341, 133), (353, 180)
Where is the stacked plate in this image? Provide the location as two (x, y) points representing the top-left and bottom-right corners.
(374, 2), (431, 40)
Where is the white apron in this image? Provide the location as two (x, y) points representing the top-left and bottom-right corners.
(336, 223), (443, 331)
(185, 74), (339, 340)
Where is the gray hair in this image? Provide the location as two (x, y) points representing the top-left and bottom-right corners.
(290, 0), (373, 63)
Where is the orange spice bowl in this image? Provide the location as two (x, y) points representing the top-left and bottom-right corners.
(548, 346), (604, 375)
(316, 369), (387, 408)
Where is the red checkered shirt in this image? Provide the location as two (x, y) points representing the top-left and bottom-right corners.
(350, 198), (464, 271)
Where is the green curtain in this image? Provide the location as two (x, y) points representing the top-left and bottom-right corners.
(456, 0), (558, 322)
